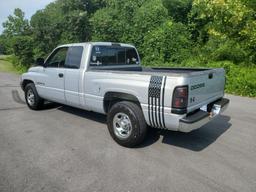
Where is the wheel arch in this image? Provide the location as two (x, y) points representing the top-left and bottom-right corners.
(103, 92), (142, 113)
(21, 79), (34, 91)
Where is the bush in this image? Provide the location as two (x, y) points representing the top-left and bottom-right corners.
(207, 61), (256, 97)
(12, 36), (34, 69)
(142, 21), (192, 64)
(204, 39), (248, 64)
(0, 34), (12, 54)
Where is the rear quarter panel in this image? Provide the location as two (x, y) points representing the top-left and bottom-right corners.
(83, 71), (186, 130)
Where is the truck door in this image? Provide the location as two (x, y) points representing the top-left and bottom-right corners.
(37, 47), (68, 103)
(64, 46), (84, 107)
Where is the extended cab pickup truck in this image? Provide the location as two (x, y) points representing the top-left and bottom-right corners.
(21, 42), (229, 147)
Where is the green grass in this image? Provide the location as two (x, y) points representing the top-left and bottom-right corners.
(0, 55), (24, 74)
(0, 55), (18, 73)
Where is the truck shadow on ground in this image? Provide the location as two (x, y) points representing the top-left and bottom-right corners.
(57, 104), (107, 124)
(43, 103), (231, 151)
(140, 115), (231, 151)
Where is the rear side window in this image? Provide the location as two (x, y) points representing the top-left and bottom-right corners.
(126, 48), (139, 65)
(90, 46), (139, 66)
(65, 46), (83, 69)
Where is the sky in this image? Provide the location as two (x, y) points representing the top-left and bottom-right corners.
(0, 0), (55, 34)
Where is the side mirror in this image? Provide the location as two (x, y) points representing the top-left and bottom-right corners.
(36, 58), (45, 67)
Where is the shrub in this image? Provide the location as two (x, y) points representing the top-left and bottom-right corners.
(142, 21), (192, 64)
(197, 60), (256, 97)
(207, 39), (247, 64)
(11, 35), (34, 69)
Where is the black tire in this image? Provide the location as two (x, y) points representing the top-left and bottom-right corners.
(107, 101), (147, 147)
(25, 83), (44, 110)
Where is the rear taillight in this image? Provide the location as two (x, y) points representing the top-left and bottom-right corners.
(172, 86), (188, 114)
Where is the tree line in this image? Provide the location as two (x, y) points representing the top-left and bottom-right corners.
(0, 0), (255, 96)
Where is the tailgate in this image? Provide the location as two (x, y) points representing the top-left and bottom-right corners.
(187, 68), (225, 112)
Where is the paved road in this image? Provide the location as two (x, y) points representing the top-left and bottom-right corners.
(0, 72), (255, 192)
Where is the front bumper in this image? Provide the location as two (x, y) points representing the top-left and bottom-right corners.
(178, 98), (229, 132)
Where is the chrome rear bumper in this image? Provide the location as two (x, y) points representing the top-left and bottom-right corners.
(178, 98), (229, 132)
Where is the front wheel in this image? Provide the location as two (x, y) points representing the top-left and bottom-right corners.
(107, 101), (147, 147)
(25, 83), (44, 110)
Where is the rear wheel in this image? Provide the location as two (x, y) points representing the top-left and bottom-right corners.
(107, 101), (147, 147)
(25, 83), (44, 110)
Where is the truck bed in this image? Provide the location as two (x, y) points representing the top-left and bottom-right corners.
(89, 65), (225, 113)
(143, 67), (210, 74)
(89, 65), (212, 76)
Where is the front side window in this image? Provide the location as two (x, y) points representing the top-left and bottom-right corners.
(65, 46), (83, 69)
(90, 46), (139, 66)
(45, 47), (68, 68)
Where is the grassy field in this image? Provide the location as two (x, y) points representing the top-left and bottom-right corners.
(0, 55), (19, 73)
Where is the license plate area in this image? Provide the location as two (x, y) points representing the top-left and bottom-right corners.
(200, 105), (207, 112)
(200, 104), (221, 118)
(211, 104), (221, 117)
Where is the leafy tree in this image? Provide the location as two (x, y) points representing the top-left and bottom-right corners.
(190, 0), (256, 64)
(1, 8), (31, 55)
(90, 7), (121, 42)
(191, 0), (252, 38)
(31, 0), (105, 58)
(0, 34), (10, 54)
(162, 0), (192, 23)
(244, 0), (256, 11)
(203, 38), (247, 64)
(91, 0), (168, 55)
(12, 35), (34, 68)
(30, 5), (63, 58)
(2, 8), (30, 37)
(1, 0), (256, 68)
(91, 0), (147, 42)
(59, 0), (91, 42)
(131, 0), (168, 48)
(142, 21), (192, 64)
(1, 8), (34, 67)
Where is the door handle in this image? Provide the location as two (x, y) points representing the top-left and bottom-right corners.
(208, 73), (213, 79)
(58, 73), (64, 78)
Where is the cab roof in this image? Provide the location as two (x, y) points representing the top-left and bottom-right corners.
(57, 42), (135, 48)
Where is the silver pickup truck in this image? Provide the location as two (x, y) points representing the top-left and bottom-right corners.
(21, 42), (229, 147)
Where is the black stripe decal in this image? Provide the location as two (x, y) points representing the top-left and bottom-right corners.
(151, 96), (155, 127)
(161, 76), (167, 128)
(148, 76), (166, 128)
(154, 97), (158, 127)
(148, 88), (152, 126)
(158, 97), (163, 128)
